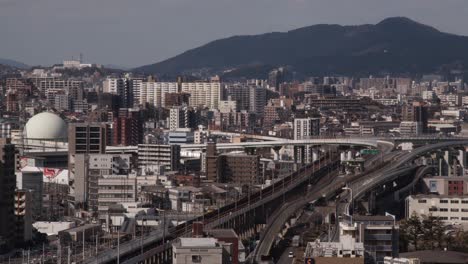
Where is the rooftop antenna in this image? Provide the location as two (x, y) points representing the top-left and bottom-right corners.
(79, 53), (83, 63)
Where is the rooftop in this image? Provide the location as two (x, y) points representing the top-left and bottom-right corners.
(178, 237), (218, 248)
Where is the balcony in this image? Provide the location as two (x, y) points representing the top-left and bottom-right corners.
(367, 245), (393, 252)
(365, 234), (393, 241)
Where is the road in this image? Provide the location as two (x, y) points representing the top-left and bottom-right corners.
(277, 246), (294, 264)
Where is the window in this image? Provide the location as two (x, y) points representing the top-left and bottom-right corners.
(192, 255), (202, 263)
(440, 200), (449, 204)
(462, 200), (468, 204)
(418, 200), (427, 203)
(451, 208), (459, 212)
(462, 217), (468, 221)
(451, 200), (460, 204)
(429, 180), (438, 193)
(462, 209), (468, 212)
(451, 217), (459, 220)
(440, 208), (448, 212)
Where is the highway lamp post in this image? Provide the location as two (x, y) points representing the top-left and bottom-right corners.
(67, 246), (71, 264)
(82, 228), (86, 261)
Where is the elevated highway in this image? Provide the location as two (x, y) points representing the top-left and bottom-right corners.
(254, 140), (468, 261)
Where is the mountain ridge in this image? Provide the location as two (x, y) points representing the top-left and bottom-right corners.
(0, 58), (29, 69)
(135, 17), (468, 76)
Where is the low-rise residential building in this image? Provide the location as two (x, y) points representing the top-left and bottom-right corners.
(347, 215), (399, 264)
(172, 237), (232, 264)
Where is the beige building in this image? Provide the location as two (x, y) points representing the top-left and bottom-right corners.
(172, 237), (231, 264)
(406, 194), (468, 225)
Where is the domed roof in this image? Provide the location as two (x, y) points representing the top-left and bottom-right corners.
(24, 112), (67, 140)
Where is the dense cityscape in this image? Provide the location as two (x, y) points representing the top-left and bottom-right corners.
(3, 4), (468, 264)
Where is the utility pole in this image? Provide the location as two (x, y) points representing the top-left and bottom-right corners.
(83, 230), (86, 261)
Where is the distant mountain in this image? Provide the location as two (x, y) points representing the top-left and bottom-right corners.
(0, 58), (29, 69)
(135, 17), (468, 77)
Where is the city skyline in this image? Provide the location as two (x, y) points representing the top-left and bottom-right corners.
(2, 0), (468, 67)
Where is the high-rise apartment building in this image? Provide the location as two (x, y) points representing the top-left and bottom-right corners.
(248, 85), (266, 115)
(225, 83), (250, 111)
(294, 118), (320, 140)
(138, 144), (181, 172)
(169, 106), (195, 131)
(68, 123), (107, 206)
(139, 82), (179, 108)
(103, 77), (141, 108)
(205, 142), (218, 182)
(14, 189), (33, 246)
(218, 153), (260, 185)
(69, 123), (107, 154)
(0, 138), (16, 253)
(224, 83), (266, 114)
(112, 108), (143, 146)
(181, 82), (221, 109)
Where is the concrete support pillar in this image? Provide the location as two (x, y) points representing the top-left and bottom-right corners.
(272, 146), (282, 161)
(312, 148), (319, 162)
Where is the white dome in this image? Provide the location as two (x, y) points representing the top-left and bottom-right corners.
(24, 112), (67, 140)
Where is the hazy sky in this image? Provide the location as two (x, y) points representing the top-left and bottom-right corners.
(2, 0), (468, 67)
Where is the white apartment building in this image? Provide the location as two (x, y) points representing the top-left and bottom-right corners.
(406, 195), (468, 226)
(169, 107), (190, 131)
(294, 118), (320, 140)
(139, 82), (178, 107)
(138, 144), (181, 171)
(103, 77), (126, 94)
(181, 82), (221, 109)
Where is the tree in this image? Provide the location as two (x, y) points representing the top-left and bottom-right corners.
(422, 215), (439, 249)
(400, 212), (423, 251)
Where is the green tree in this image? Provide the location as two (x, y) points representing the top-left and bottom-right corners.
(400, 212), (423, 251)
